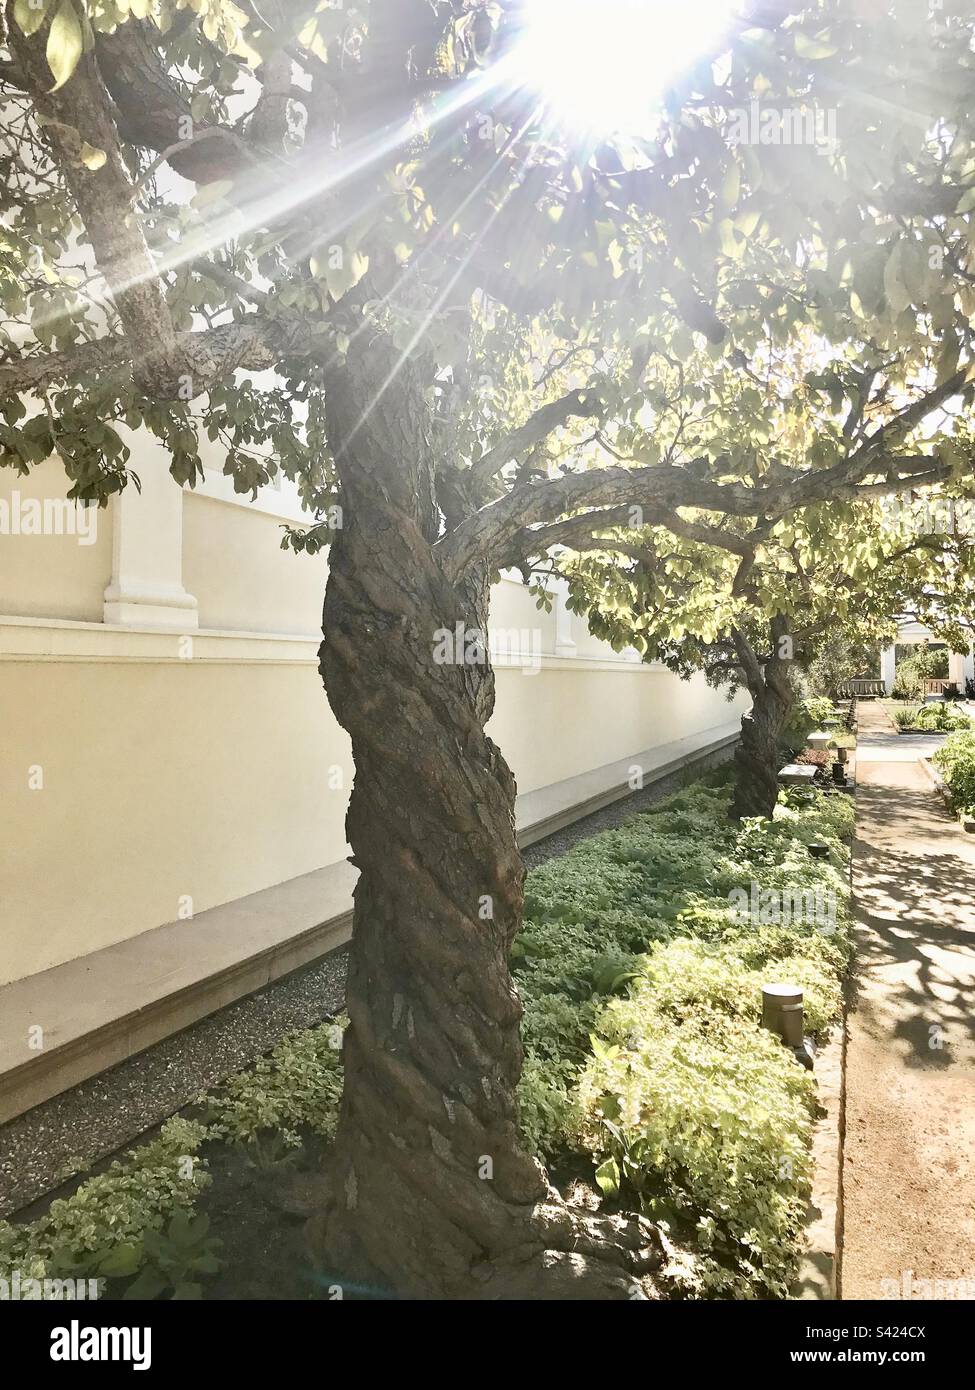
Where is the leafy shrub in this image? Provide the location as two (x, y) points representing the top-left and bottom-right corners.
(894, 703), (970, 732)
(122, 1212), (223, 1301)
(0, 1022), (346, 1295)
(933, 730), (975, 813)
(892, 646), (949, 699)
(781, 695), (835, 750)
(514, 780), (851, 1294)
(620, 935), (844, 1039)
(578, 1008), (815, 1299)
(518, 1056), (583, 1158)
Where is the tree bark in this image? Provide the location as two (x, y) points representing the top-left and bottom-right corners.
(730, 620), (794, 821)
(309, 328), (662, 1299)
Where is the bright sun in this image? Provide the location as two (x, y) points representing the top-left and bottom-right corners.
(514, 0), (739, 139)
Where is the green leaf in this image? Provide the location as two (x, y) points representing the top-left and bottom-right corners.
(79, 142), (106, 171)
(795, 32), (837, 60)
(13, 0), (52, 37)
(718, 219), (741, 259)
(883, 242), (910, 315)
(122, 1267), (168, 1301)
(720, 161), (741, 211)
(97, 1242), (144, 1279)
(325, 249), (369, 302)
(46, 0), (84, 91)
(594, 1157), (621, 1197)
(172, 1281), (203, 1300)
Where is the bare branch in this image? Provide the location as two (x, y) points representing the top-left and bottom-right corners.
(471, 389), (602, 488)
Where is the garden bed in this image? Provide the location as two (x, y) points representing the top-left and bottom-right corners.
(0, 766), (853, 1302)
(884, 701), (973, 735)
(922, 731), (975, 832)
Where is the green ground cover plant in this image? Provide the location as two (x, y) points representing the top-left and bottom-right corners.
(515, 770), (852, 1297)
(933, 730), (975, 815)
(1, 772), (851, 1300)
(0, 1026), (344, 1298)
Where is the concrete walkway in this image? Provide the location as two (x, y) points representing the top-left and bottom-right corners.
(842, 702), (975, 1299)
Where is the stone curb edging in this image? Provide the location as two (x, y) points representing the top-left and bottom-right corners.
(794, 1017), (847, 1299)
(793, 811), (855, 1301)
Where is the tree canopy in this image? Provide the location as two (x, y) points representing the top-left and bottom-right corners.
(3, 0), (975, 549)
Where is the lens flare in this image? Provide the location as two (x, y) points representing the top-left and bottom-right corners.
(514, 0), (738, 138)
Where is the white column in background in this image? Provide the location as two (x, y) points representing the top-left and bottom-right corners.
(881, 645), (896, 695)
(103, 462), (198, 629)
(949, 650), (967, 689)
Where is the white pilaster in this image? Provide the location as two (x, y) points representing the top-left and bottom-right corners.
(881, 644), (896, 695)
(552, 577), (577, 658)
(103, 462), (197, 629)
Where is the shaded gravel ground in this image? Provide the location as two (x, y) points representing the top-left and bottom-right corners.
(0, 741), (735, 1219)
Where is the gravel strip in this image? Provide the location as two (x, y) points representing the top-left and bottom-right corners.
(0, 948), (348, 1218)
(0, 740), (735, 1218)
(522, 741), (736, 868)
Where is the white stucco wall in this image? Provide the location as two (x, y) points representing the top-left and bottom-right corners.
(0, 464), (746, 985)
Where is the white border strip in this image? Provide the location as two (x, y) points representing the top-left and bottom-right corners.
(0, 616), (673, 670)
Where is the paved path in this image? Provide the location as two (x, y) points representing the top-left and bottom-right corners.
(841, 702), (975, 1299)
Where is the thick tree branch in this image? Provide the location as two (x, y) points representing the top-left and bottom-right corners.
(438, 449), (956, 582)
(8, 23), (185, 395)
(731, 626), (766, 697)
(0, 316), (310, 396)
(94, 20), (255, 185)
(505, 500), (756, 567)
(471, 389), (602, 488)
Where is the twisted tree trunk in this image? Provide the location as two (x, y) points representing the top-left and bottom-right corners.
(730, 619), (794, 821)
(309, 331), (662, 1299)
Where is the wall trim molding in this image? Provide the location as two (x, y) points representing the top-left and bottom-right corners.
(0, 615), (670, 672)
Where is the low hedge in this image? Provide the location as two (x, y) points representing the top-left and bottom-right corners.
(933, 729), (975, 813)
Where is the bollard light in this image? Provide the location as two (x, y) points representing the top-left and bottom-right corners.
(761, 983), (815, 1069)
(761, 983), (803, 1039)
